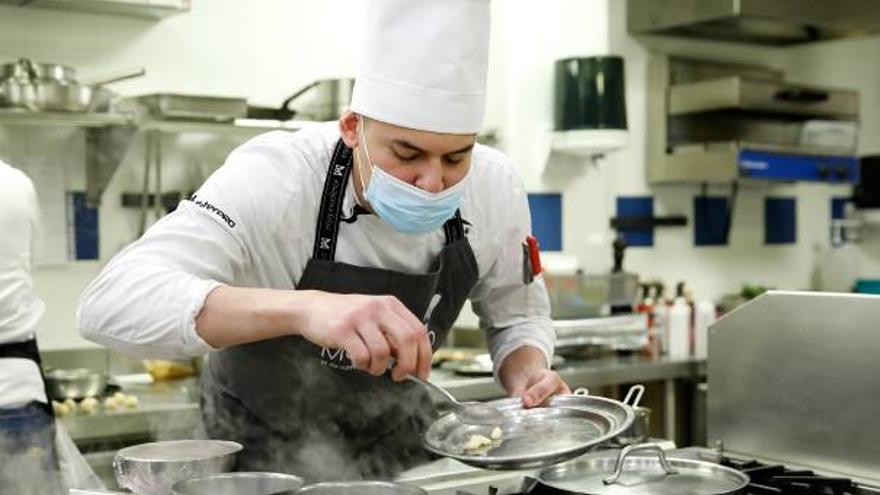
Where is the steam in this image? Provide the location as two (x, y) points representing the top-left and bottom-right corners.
(196, 349), (438, 484)
(0, 412), (65, 495)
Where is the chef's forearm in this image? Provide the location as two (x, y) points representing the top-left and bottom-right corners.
(195, 285), (317, 348)
(497, 345), (549, 394)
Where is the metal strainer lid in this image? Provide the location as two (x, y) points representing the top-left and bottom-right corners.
(536, 444), (750, 495)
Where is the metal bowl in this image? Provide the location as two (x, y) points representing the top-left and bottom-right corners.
(114, 440), (242, 495)
(172, 472), (304, 495)
(297, 481), (427, 495)
(44, 368), (107, 400)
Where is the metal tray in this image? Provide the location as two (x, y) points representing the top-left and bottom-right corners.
(423, 393), (635, 470)
(137, 93), (248, 121)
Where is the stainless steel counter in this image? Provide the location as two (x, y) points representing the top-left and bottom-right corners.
(62, 355), (705, 444)
(433, 354), (705, 401)
(60, 377), (201, 445)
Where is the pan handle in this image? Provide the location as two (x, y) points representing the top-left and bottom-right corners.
(622, 384), (645, 408)
(81, 67), (146, 87)
(573, 388), (589, 396)
(603, 443), (678, 485)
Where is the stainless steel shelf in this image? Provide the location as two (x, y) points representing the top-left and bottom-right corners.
(140, 118), (309, 134)
(0, 109), (135, 127)
(61, 402), (200, 443)
(0, 110), (311, 206)
(0, 0), (190, 19)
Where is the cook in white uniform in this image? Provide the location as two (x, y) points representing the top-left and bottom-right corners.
(78, 0), (569, 480)
(0, 160), (63, 495)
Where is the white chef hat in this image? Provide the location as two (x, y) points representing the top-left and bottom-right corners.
(350, 0), (491, 135)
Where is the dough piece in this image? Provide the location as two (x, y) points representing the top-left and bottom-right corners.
(123, 394), (139, 409)
(464, 434), (491, 451)
(52, 400), (71, 416)
(79, 397), (99, 414)
(490, 426), (503, 440)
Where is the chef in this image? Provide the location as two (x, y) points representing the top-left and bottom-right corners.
(78, 0), (569, 481)
(0, 160), (63, 495)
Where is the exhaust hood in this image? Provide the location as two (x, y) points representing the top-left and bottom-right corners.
(627, 0), (880, 46)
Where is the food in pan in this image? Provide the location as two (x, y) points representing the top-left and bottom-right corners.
(490, 426), (502, 440)
(463, 426), (504, 454)
(464, 434), (491, 451)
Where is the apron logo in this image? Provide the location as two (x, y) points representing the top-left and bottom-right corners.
(321, 346), (347, 362)
(319, 237), (331, 250)
(423, 294), (442, 348)
(423, 294), (442, 322)
(320, 346), (356, 371)
(333, 164), (345, 176)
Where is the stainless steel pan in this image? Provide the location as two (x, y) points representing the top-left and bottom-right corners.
(423, 391), (635, 470)
(39, 67), (145, 112)
(532, 443), (749, 495)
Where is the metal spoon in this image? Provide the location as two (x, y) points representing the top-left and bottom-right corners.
(405, 374), (504, 425)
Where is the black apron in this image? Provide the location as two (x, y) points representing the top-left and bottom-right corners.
(201, 139), (479, 482)
(0, 338), (54, 417)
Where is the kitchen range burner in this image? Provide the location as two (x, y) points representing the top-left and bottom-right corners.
(721, 457), (867, 495)
(448, 450), (879, 495)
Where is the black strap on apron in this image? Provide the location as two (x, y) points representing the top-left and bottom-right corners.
(313, 139), (466, 262)
(0, 338), (54, 417)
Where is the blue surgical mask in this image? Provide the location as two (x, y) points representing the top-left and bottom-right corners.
(356, 119), (469, 235)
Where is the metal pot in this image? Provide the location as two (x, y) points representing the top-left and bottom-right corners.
(532, 443), (749, 495)
(297, 481), (428, 495)
(44, 368), (108, 400)
(0, 58), (75, 82)
(0, 58), (144, 112)
(113, 439), (241, 495)
(172, 472), (304, 495)
(0, 58), (40, 110)
(265, 78), (353, 121)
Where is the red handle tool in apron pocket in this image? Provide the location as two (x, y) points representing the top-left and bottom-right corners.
(522, 235), (543, 284)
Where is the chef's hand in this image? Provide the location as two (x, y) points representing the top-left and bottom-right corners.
(295, 290), (432, 381)
(498, 346), (571, 408)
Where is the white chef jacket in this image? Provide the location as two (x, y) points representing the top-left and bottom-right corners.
(78, 122), (554, 375)
(0, 161), (47, 408)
